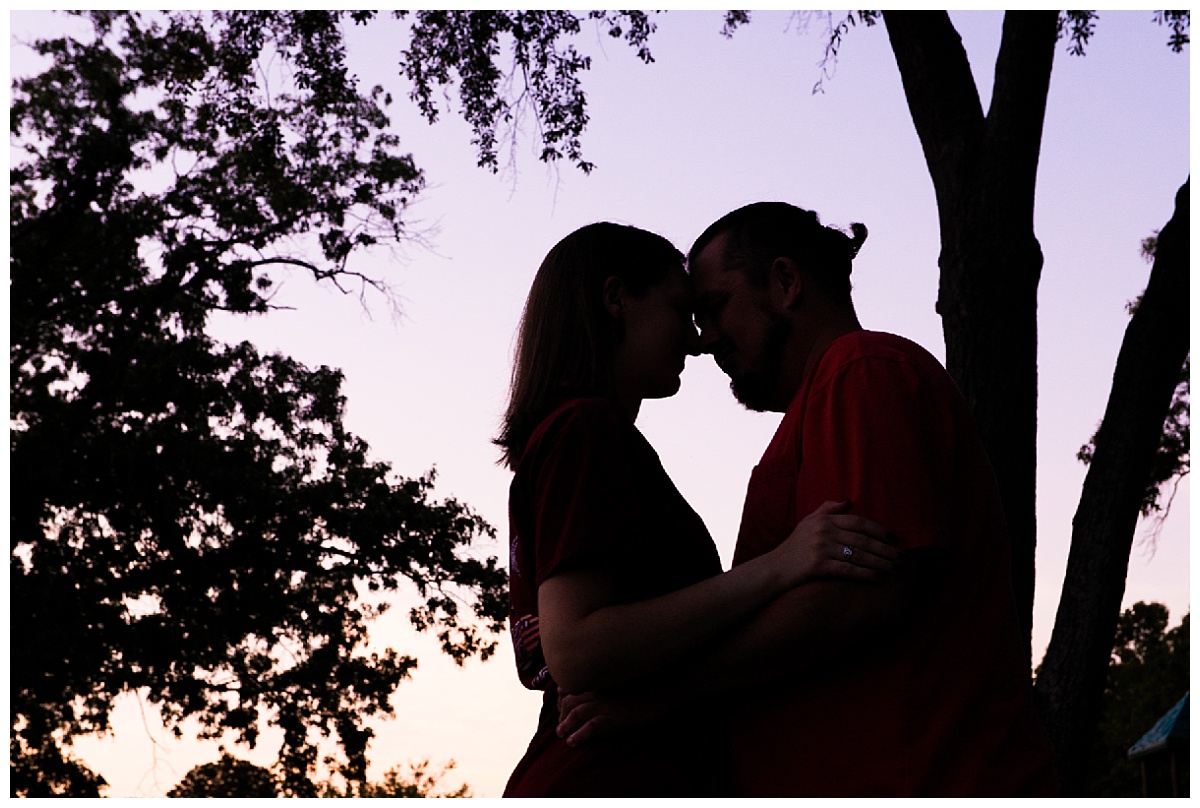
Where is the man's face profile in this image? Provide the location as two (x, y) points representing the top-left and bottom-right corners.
(689, 233), (791, 413)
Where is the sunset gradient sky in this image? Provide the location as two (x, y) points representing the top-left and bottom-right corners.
(10, 9), (1190, 798)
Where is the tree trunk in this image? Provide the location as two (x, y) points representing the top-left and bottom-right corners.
(1035, 178), (1190, 795)
(883, 11), (1058, 666)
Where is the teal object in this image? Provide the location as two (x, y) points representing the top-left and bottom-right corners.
(1128, 692), (1190, 761)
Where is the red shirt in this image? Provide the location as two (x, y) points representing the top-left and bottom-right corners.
(728, 331), (1057, 796)
(504, 398), (730, 797)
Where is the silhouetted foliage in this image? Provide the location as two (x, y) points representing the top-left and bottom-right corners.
(167, 753), (280, 798)
(165, 754), (471, 798)
(9, 735), (108, 798)
(11, 10), (505, 796)
(394, 10), (659, 174)
(1057, 10), (1189, 54)
(1078, 234), (1190, 519)
(1154, 10), (1191, 52)
(1084, 603), (1189, 796)
(318, 759), (472, 798)
(719, 11), (751, 39)
(1079, 356), (1189, 519)
(1059, 11), (1099, 55)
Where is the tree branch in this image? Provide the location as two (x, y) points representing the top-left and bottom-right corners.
(983, 11), (1059, 229)
(1035, 178), (1190, 793)
(882, 11), (985, 219)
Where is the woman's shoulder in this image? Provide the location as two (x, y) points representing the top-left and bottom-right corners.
(529, 397), (628, 445)
(513, 396), (651, 496)
(558, 396), (625, 419)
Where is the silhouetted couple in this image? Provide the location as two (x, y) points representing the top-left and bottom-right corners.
(495, 202), (1058, 797)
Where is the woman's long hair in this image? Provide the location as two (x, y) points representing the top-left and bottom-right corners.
(495, 222), (683, 470)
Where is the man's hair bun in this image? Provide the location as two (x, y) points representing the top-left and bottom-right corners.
(847, 222), (868, 258)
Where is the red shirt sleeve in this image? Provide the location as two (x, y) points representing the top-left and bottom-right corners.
(527, 400), (638, 585)
(796, 353), (957, 552)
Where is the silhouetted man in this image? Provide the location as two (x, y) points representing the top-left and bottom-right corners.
(683, 201), (1057, 796)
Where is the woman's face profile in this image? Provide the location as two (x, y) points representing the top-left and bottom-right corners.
(612, 264), (700, 402)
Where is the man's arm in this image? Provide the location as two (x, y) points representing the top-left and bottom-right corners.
(693, 546), (945, 689)
(557, 548), (944, 744)
(708, 349), (959, 684)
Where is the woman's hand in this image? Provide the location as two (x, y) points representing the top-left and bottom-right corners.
(556, 690), (662, 747)
(772, 500), (899, 587)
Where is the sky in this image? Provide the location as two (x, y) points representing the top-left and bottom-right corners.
(9, 9), (1192, 798)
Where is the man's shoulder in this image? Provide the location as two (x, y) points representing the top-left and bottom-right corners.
(798, 330), (966, 422)
(823, 330), (943, 371)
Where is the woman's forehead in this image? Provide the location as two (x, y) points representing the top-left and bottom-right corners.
(657, 263), (693, 298)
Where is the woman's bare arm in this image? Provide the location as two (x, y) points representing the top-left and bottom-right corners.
(537, 500), (898, 693)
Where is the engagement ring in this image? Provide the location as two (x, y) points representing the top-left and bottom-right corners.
(842, 545), (853, 559)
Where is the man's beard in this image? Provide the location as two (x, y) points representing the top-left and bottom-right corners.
(729, 312), (791, 412)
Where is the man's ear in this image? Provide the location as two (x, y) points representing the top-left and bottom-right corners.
(769, 257), (803, 309)
(602, 275), (625, 319)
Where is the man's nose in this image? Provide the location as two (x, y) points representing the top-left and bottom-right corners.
(697, 324), (720, 355)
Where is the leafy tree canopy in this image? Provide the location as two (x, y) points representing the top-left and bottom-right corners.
(166, 753), (280, 798)
(1085, 603), (1189, 796)
(393, 10), (658, 173)
(11, 10), (508, 796)
(165, 753), (471, 798)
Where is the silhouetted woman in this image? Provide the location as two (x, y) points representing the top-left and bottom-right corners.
(495, 222), (895, 797)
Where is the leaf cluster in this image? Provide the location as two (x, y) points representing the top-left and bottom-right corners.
(1077, 358), (1189, 519)
(9, 735), (108, 798)
(1153, 10), (1190, 52)
(11, 11), (504, 794)
(1060, 10), (1189, 56)
(396, 10), (659, 174)
(1058, 11), (1099, 56)
(166, 753), (279, 797)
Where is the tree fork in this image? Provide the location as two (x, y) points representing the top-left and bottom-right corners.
(884, 11), (1058, 661)
(1035, 178), (1190, 794)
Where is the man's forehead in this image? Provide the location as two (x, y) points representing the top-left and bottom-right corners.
(689, 234), (741, 295)
(688, 232), (732, 287)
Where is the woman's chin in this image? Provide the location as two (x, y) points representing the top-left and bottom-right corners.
(648, 375), (683, 400)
